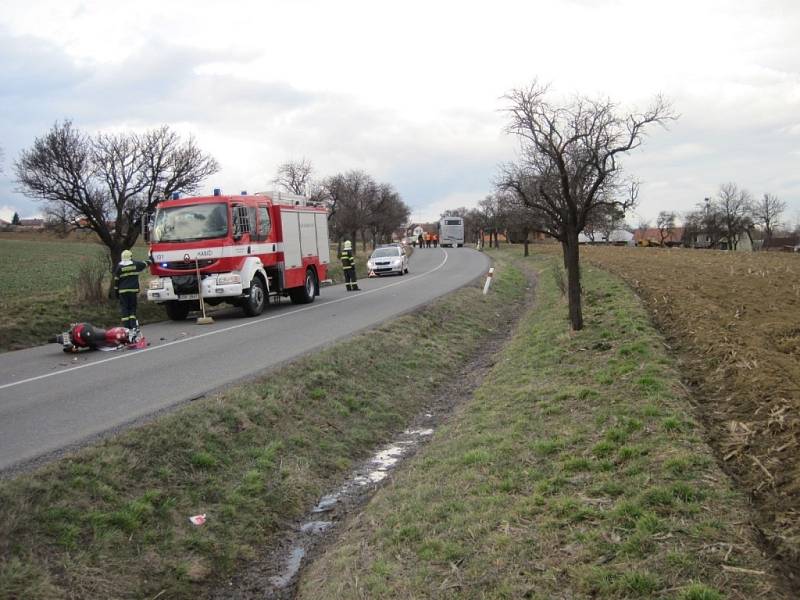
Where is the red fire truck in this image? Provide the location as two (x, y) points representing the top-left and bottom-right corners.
(146, 189), (329, 320)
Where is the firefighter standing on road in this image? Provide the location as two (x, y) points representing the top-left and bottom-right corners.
(113, 249), (151, 330)
(340, 240), (360, 291)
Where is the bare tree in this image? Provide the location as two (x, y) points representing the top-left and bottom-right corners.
(43, 201), (76, 237)
(498, 191), (542, 256)
(367, 183), (410, 245)
(478, 195), (503, 249)
(315, 169), (405, 250)
(497, 81), (675, 329)
(273, 158), (313, 195)
(752, 193), (785, 247)
(585, 204), (625, 243)
(656, 210), (676, 246)
(716, 183), (753, 250)
(325, 170), (378, 253)
(316, 174), (347, 224)
(681, 210), (701, 247)
(15, 120), (219, 271)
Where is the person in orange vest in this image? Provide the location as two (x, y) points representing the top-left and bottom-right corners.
(425, 232), (431, 248)
(433, 233), (439, 248)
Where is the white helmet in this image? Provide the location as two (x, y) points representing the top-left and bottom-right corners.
(121, 249), (133, 261)
(343, 240), (352, 250)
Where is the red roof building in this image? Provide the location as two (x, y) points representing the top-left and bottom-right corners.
(633, 227), (685, 247)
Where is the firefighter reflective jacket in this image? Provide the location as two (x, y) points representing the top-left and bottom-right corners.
(340, 250), (355, 270)
(113, 259), (150, 295)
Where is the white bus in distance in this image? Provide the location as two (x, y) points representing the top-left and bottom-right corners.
(438, 216), (465, 247)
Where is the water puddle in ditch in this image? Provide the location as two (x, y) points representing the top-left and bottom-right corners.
(212, 420), (435, 599)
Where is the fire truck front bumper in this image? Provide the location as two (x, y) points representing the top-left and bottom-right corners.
(147, 277), (178, 302)
(147, 275), (244, 302)
(200, 275), (243, 299)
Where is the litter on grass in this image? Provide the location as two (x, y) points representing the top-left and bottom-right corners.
(189, 514), (207, 526)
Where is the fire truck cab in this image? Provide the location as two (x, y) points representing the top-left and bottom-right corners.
(146, 190), (329, 320)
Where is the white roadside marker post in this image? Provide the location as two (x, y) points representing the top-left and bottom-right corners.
(483, 267), (494, 295)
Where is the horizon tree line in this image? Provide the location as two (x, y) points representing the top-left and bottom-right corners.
(272, 159), (410, 254)
(11, 122), (411, 270)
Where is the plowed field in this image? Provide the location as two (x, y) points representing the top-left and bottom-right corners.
(579, 245), (800, 585)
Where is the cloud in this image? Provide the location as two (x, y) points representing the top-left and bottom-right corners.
(0, 205), (17, 222)
(2, 1), (800, 228)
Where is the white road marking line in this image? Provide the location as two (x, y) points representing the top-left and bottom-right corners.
(0, 251), (450, 391)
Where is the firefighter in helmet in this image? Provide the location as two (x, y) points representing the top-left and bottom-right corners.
(113, 249), (151, 330)
(340, 240), (360, 291)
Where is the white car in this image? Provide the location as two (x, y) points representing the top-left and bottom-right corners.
(367, 245), (409, 276)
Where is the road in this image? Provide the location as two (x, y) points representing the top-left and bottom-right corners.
(0, 247), (490, 472)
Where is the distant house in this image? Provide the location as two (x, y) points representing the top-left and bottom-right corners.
(18, 218), (45, 229)
(633, 227), (685, 247)
(762, 236), (800, 252)
(684, 229), (755, 251)
(719, 233), (753, 252)
(412, 225), (425, 237)
(579, 229), (634, 245)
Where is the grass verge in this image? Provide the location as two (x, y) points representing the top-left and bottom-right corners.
(575, 245), (800, 587)
(297, 248), (786, 599)
(0, 249), (525, 599)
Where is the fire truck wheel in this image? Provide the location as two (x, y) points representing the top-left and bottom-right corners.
(244, 277), (266, 316)
(165, 301), (190, 321)
(290, 268), (317, 305)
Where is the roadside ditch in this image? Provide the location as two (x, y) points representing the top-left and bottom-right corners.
(209, 274), (535, 598)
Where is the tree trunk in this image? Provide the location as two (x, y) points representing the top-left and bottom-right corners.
(108, 243), (123, 299)
(523, 232), (530, 257)
(563, 228), (583, 330)
(493, 230), (499, 248)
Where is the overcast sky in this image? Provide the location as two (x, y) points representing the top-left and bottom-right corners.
(1, 0), (799, 228)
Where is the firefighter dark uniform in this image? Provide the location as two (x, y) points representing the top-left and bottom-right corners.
(113, 250), (151, 329)
(340, 240), (360, 291)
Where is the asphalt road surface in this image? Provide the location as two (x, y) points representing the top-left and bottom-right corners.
(0, 247), (490, 472)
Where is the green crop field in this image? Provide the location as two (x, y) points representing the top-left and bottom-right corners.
(0, 239), (111, 301)
(0, 235), (158, 351)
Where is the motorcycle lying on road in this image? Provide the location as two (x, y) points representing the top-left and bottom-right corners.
(53, 322), (147, 353)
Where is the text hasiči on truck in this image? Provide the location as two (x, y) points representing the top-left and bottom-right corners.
(146, 189), (329, 320)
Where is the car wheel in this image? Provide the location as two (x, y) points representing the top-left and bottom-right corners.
(243, 277), (266, 316)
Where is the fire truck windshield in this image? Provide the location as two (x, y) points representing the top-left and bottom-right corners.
(152, 203), (228, 242)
